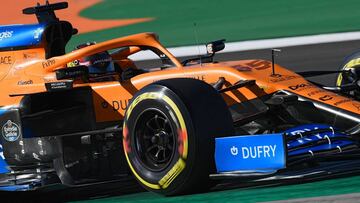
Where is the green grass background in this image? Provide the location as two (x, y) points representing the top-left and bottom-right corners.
(69, 0), (360, 49)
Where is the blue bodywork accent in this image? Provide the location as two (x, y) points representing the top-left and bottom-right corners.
(0, 109), (9, 174)
(0, 24), (45, 49)
(0, 109), (6, 116)
(0, 185), (30, 191)
(288, 141), (354, 156)
(284, 124), (354, 157)
(22, 127), (35, 139)
(0, 143), (9, 174)
(215, 133), (286, 172)
(284, 124), (331, 134)
(214, 124), (354, 173)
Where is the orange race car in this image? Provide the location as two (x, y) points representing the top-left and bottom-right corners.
(2, 1), (360, 196)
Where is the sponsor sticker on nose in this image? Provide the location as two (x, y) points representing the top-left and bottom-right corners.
(215, 133), (286, 172)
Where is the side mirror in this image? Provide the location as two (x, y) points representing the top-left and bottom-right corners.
(206, 39), (225, 55)
(181, 39), (226, 66)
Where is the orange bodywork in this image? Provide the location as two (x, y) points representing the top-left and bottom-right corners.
(1, 32), (360, 123)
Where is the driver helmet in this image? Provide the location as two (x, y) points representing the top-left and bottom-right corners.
(68, 42), (115, 75)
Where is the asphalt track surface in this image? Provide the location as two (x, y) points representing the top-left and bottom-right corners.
(6, 40), (360, 203)
(214, 39), (360, 86)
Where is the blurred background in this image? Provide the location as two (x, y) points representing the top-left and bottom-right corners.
(2, 0), (360, 48)
(3, 0), (359, 86)
(68, 0), (360, 48)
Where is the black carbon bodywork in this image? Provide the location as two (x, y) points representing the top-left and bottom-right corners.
(0, 86), (129, 191)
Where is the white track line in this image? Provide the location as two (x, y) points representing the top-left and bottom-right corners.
(130, 31), (360, 60)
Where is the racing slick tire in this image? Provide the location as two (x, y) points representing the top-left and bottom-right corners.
(122, 78), (234, 196)
(336, 50), (360, 98)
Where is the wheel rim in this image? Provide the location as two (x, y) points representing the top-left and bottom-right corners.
(134, 109), (176, 172)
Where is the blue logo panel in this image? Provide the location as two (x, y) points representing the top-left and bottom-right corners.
(215, 133), (286, 172)
(0, 24), (45, 49)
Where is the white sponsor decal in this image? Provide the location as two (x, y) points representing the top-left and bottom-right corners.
(241, 145), (277, 159)
(0, 31), (13, 41)
(33, 28), (43, 39)
(2, 120), (20, 142)
(230, 146), (238, 156)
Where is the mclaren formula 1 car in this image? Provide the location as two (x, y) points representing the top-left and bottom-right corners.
(2, 1), (360, 196)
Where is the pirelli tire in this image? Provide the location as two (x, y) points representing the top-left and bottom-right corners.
(122, 78), (234, 196)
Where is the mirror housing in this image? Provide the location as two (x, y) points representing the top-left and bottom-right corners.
(206, 39), (225, 55)
(181, 39), (226, 66)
